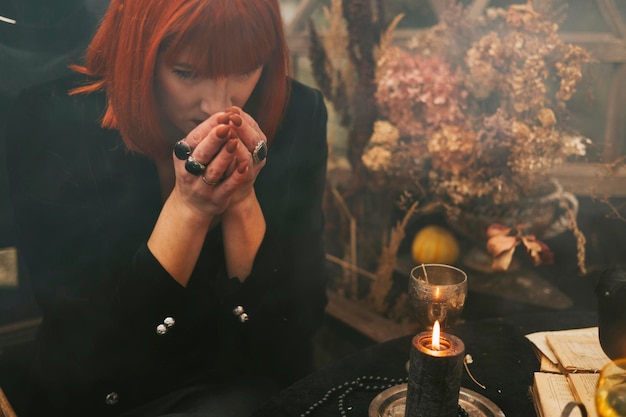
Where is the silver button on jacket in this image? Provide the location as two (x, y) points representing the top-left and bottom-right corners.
(156, 324), (168, 335)
(163, 316), (175, 328)
(105, 392), (119, 406)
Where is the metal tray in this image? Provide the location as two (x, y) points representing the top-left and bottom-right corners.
(368, 383), (505, 417)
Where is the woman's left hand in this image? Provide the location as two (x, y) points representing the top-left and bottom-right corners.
(221, 106), (268, 207)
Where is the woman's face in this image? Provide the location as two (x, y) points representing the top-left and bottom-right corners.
(154, 48), (263, 141)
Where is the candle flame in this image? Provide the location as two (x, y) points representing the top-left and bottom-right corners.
(432, 320), (441, 350)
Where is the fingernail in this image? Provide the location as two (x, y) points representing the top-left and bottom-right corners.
(216, 125), (230, 138)
(226, 139), (238, 153)
(217, 113), (231, 125)
(237, 161), (248, 174)
(230, 114), (243, 127)
(229, 129), (238, 139)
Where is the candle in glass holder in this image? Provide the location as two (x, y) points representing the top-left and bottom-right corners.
(409, 264), (467, 331)
(405, 321), (465, 417)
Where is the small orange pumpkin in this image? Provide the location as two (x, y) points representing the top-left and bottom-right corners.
(411, 225), (460, 265)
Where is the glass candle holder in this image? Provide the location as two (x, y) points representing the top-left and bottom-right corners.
(596, 358), (626, 417)
(409, 264), (468, 331)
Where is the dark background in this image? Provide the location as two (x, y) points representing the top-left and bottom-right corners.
(0, 0), (109, 325)
(0, 1), (110, 409)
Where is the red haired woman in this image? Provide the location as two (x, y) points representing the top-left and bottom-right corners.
(5, 0), (328, 416)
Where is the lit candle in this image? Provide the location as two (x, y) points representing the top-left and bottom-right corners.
(405, 320), (465, 417)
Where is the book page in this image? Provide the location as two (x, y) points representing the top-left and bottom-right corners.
(546, 329), (611, 372)
(526, 328), (602, 366)
(533, 372), (583, 417)
(540, 353), (562, 373)
(567, 373), (600, 417)
(526, 331), (559, 364)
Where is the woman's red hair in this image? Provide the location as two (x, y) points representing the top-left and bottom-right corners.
(71, 0), (290, 160)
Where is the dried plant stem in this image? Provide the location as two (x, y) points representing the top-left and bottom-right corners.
(325, 253), (378, 280)
(562, 198), (587, 275)
(350, 216), (357, 298)
(606, 154), (626, 172)
(593, 157), (626, 222)
(599, 195), (626, 222)
(464, 355), (487, 390)
(331, 187), (359, 298)
(377, 13), (405, 64)
(369, 201), (420, 313)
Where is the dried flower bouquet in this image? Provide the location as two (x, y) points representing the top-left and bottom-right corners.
(362, 1), (591, 271)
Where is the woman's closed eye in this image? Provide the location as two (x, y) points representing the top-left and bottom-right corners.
(172, 67), (197, 81)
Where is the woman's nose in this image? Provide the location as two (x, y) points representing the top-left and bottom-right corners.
(199, 78), (232, 116)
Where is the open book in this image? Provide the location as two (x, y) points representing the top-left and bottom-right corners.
(526, 327), (612, 417)
(532, 372), (600, 417)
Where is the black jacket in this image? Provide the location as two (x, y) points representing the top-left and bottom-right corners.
(5, 75), (329, 416)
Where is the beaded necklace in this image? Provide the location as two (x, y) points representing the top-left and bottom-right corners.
(299, 375), (470, 417)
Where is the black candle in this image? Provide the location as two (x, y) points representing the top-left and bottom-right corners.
(405, 322), (465, 417)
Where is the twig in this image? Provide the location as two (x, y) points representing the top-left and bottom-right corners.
(599, 195), (626, 222)
(331, 187), (359, 298)
(464, 354), (486, 390)
(369, 200), (420, 313)
(562, 198), (587, 275)
(325, 253), (378, 280)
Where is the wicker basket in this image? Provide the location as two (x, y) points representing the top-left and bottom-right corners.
(444, 179), (578, 244)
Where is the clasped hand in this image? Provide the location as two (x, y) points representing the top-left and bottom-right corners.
(173, 107), (267, 217)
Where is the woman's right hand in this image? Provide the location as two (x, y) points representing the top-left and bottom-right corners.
(170, 110), (249, 218)
(149, 111), (252, 284)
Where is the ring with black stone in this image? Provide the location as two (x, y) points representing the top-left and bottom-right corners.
(252, 140), (268, 164)
(174, 139), (192, 160)
(185, 156), (207, 176)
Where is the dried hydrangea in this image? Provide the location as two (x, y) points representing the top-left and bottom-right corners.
(369, 2), (590, 211)
(555, 44), (589, 101)
(464, 32), (504, 99)
(369, 120), (400, 146)
(359, 0), (592, 239)
(362, 121), (399, 172)
(376, 46), (466, 139)
(362, 120), (429, 184)
(362, 146), (393, 172)
(427, 124), (476, 176)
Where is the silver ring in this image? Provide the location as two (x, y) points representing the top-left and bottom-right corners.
(201, 175), (217, 186)
(252, 140), (268, 164)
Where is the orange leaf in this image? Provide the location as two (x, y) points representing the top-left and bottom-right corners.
(486, 235), (519, 257)
(521, 235), (554, 266)
(486, 224), (512, 238)
(491, 246), (516, 271)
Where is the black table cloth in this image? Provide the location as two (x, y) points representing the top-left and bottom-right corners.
(252, 311), (597, 417)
